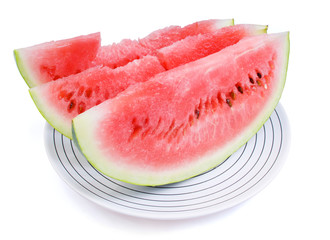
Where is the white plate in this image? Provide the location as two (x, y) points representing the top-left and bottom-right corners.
(44, 103), (290, 220)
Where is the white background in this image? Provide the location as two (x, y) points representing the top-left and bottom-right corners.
(1, 0), (329, 239)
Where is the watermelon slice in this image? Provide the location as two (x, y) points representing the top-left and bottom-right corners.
(29, 24), (265, 139)
(30, 56), (165, 138)
(14, 33), (101, 87)
(72, 32), (290, 186)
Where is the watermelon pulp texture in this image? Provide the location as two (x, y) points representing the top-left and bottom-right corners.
(30, 56), (165, 138)
(14, 33), (101, 87)
(157, 24), (267, 70)
(15, 19), (233, 87)
(73, 32), (290, 186)
(29, 24), (266, 139)
(90, 19), (234, 68)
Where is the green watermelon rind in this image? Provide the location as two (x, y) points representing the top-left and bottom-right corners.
(72, 32), (290, 186)
(14, 49), (36, 88)
(29, 86), (72, 139)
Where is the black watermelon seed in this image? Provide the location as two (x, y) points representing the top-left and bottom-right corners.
(257, 72), (262, 78)
(226, 99), (232, 107)
(67, 99), (76, 113)
(237, 86), (244, 94)
(249, 77), (254, 84)
(195, 109), (200, 119)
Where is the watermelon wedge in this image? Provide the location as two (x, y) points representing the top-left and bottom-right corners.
(30, 56), (165, 138)
(14, 33), (101, 87)
(29, 24), (265, 139)
(72, 32), (290, 186)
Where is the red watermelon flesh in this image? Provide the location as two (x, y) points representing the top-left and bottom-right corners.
(92, 39), (150, 68)
(182, 19), (236, 35)
(158, 24), (267, 70)
(29, 24), (265, 139)
(138, 19), (234, 53)
(15, 19), (233, 87)
(72, 32), (290, 186)
(14, 33), (101, 87)
(30, 56), (165, 138)
(93, 19), (234, 68)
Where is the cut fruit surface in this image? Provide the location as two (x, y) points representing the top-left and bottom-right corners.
(92, 39), (150, 68)
(14, 33), (101, 87)
(73, 32), (290, 186)
(157, 24), (267, 69)
(15, 19), (233, 87)
(93, 19), (234, 68)
(138, 19), (234, 53)
(29, 56), (165, 139)
(29, 23), (263, 139)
